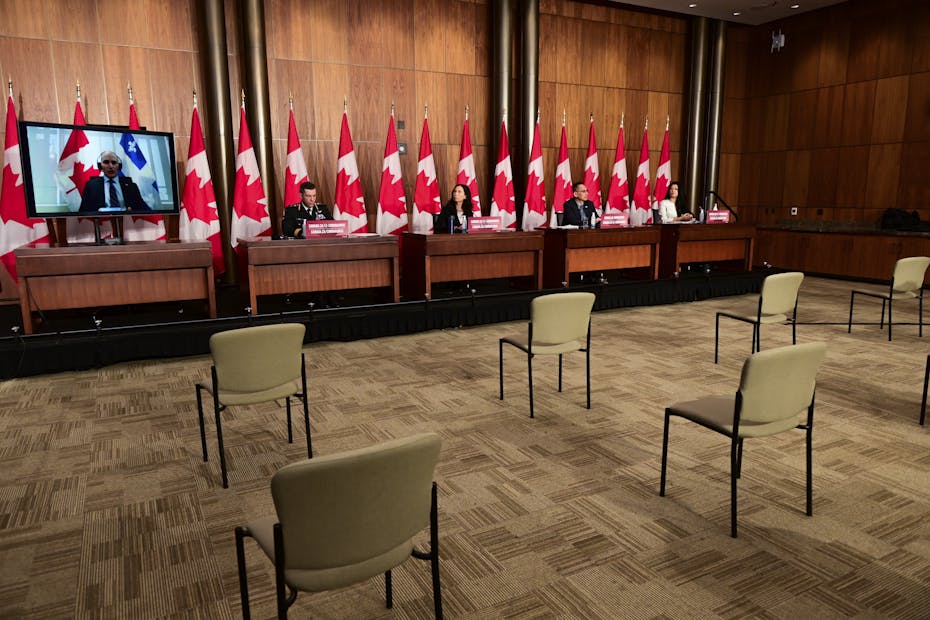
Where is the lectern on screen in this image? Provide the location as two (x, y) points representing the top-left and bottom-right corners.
(18, 121), (179, 220)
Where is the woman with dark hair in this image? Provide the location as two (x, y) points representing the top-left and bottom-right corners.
(658, 181), (693, 223)
(436, 183), (474, 233)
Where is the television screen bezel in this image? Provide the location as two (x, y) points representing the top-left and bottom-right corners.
(18, 120), (180, 219)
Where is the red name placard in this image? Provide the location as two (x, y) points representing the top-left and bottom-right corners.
(600, 212), (628, 228)
(305, 220), (349, 237)
(707, 210), (731, 224)
(468, 216), (502, 233)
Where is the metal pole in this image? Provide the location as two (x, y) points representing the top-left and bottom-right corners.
(518, 0), (539, 218)
(703, 19), (727, 207)
(683, 17), (709, 216)
(490, 0), (514, 199)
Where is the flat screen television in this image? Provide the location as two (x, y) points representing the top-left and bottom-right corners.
(18, 121), (179, 218)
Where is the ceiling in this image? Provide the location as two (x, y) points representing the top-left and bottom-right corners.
(609, 0), (849, 26)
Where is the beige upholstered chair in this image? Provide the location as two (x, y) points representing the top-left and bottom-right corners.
(848, 256), (930, 341)
(499, 292), (596, 418)
(235, 433), (443, 619)
(715, 271), (804, 364)
(660, 342), (827, 537)
(195, 323), (310, 488)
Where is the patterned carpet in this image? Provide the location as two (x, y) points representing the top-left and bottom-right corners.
(1, 276), (929, 619)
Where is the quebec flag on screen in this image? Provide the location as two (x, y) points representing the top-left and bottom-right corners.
(119, 133), (160, 209)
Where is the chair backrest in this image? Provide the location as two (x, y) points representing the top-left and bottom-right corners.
(530, 292), (596, 345)
(271, 433), (441, 574)
(891, 256), (930, 293)
(738, 342), (827, 426)
(209, 323), (305, 392)
(759, 271), (804, 316)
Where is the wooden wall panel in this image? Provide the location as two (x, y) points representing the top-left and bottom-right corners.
(871, 76), (908, 143)
(46, 0), (100, 43)
(148, 50), (201, 138)
(864, 143), (903, 209)
(834, 146), (870, 209)
(146, 0), (195, 52)
(0, 1), (50, 38)
(269, 0), (314, 61)
(904, 71), (930, 142)
(0, 38), (58, 122)
(53, 42), (107, 123)
(840, 80), (875, 146)
(781, 150), (811, 209)
(898, 141), (930, 210)
(817, 19), (849, 87)
(102, 45), (152, 126)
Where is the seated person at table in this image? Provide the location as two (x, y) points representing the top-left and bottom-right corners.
(435, 184), (474, 234)
(658, 181), (693, 223)
(282, 182), (332, 238)
(561, 182), (600, 228)
(79, 151), (151, 213)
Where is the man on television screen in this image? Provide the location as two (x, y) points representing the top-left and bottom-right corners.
(79, 151), (151, 213)
(281, 181), (332, 238)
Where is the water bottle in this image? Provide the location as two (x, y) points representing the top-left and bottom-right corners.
(449, 216), (455, 235)
(461, 215), (468, 234)
(590, 211), (596, 229)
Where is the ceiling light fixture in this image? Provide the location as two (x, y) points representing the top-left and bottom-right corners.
(689, 2), (697, 7)
(733, 11), (741, 15)
(790, 3), (800, 8)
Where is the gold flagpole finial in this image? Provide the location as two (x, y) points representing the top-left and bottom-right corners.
(561, 109), (566, 126)
(424, 104), (428, 119)
(666, 116), (670, 131)
(240, 89), (245, 106)
(536, 108), (540, 123)
(589, 113), (594, 123)
(645, 115), (648, 130)
(343, 96), (347, 113)
(621, 112), (624, 128)
(289, 92), (293, 108)
(75, 81), (81, 100)
(192, 89), (198, 106)
(465, 104), (470, 121)
(127, 82), (134, 104)
(7, 78), (12, 98)
(391, 101), (395, 116)
(502, 108), (507, 123)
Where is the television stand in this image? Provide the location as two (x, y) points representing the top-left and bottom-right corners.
(93, 217), (125, 246)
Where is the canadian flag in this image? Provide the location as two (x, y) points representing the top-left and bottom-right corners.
(121, 86), (166, 242)
(283, 100), (309, 208)
(333, 109), (368, 233)
(230, 98), (271, 252)
(376, 109), (407, 235)
(489, 118), (516, 229)
(0, 85), (50, 282)
(413, 112), (440, 233)
(456, 110), (481, 216)
(631, 120), (652, 226)
(60, 91), (109, 242)
(179, 99), (224, 275)
(583, 116), (601, 213)
(550, 120), (571, 227)
(605, 117), (630, 215)
(521, 117), (546, 231)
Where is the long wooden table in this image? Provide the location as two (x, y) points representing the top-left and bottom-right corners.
(15, 241), (216, 334)
(241, 236), (399, 314)
(543, 227), (660, 287)
(401, 231), (544, 299)
(658, 223), (755, 278)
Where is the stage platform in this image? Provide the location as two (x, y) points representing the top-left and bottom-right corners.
(0, 267), (766, 379)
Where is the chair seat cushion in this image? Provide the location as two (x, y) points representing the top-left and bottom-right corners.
(668, 395), (803, 438)
(245, 516), (415, 592)
(501, 334), (584, 356)
(852, 288), (918, 301)
(197, 380), (299, 406)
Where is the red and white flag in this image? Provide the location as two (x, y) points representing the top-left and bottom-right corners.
(631, 119), (652, 226)
(456, 109), (481, 215)
(583, 115), (601, 213)
(230, 98), (271, 252)
(179, 98), (224, 275)
(333, 108), (368, 233)
(283, 99), (309, 208)
(550, 117), (571, 227)
(121, 85), (166, 241)
(413, 111), (440, 233)
(653, 118), (671, 211)
(489, 118), (516, 229)
(376, 108), (407, 236)
(59, 88), (109, 243)
(0, 84), (50, 281)
(605, 116), (630, 215)
(522, 116), (546, 231)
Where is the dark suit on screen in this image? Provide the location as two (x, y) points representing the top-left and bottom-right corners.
(79, 176), (151, 213)
(281, 203), (333, 238)
(561, 198), (598, 227)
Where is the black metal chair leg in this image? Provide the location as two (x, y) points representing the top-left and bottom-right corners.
(498, 340), (504, 400)
(921, 355), (930, 426)
(235, 527), (251, 620)
(792, 318), (797, 345)
(659, 411), (671, 496)
(755, 323), (761, 353)
(736, 438), (744, 478)
(730, 436), (740, 538)
(273, 524), (288, 620)
(585, 346), (591, 410)
(805, 425), (813, 516)
(429, 482), (443, 620)
(385, 570), (392, 609)
(880, 298), (886, 329)
(195, 385), (208, 462)
(527, 353), (534, 419)
(714, 313), (720, 364)
(848, 292), (855, 333)
(302, 393), (312, 458)
(558, 354), (563, 392)
(285, 397), (293, 444)
(213, 394), (229, 489)
(887, 298), (892, 341)
(920, 291), (925, 337)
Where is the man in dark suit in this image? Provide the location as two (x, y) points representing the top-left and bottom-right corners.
(561, 182), (600, 228)
(79, 151), (151, 213)
(281, 181), (333, 238)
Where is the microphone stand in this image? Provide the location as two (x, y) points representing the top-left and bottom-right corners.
(705, 190), (738, 221)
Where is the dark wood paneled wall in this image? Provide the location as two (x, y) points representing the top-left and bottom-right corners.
(539, 1), (688, 208)
(727, 0), (930, 227)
